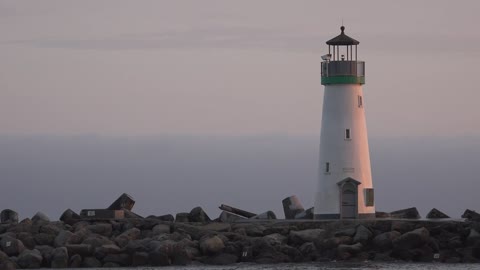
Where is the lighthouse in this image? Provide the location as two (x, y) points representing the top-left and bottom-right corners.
(314, 26), (375, 219)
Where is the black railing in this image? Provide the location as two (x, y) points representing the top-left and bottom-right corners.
(321, 61), (365, 77)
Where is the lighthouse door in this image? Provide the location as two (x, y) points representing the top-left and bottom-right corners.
(341, 182), (358, 219)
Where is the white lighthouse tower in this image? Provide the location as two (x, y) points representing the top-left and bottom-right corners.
(314, 26), (375, 219)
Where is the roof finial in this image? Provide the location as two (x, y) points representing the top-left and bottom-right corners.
(340, 25), (345, 33)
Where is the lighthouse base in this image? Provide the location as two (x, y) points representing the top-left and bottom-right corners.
(314, 213), (376, 220)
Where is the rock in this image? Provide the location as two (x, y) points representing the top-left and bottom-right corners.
(157, 214), (175, 222)
(250, 211), (277, 220)
(334, 227), (357, 237)
(16, 232), (35, 250)
(282, 195), (305, 219)
(54, 230), (74, 247)
(289, 229), (326, 245)
(204, 253), (238, 265)
(199, 235), (225, 255)
(294, 207), (314, 220)
(299, 242), (316, 255)
(123, 209), (143, 219)
(0, 236), (25, 256)
(373, 231), (401, 251)
(34, 233), (55, 246)
(51, 247), (68, 268)
(114, 228), (141, 248)
(108, 193), (135, 211)
(103, 253), (131, 266)
(0, 261), (16, 270)
(353, 225), (372, 245)
(103, 262), (120, 267)
(462, 209), (480, 221)
(218, 211), (247, 222)
(35, 245), (54, 266)
(188, 207), (211, 223)
(17, 249), (43, 269)
(82, 234), (115, 248)
(39, 223), (62, 235)
(1, 210), (19, 224)
(232, 223), (266, 237)
(87, 223), (113, 237)
(390, 207), (421, 219)
(264, 233), (288, 246)
(59, 209), (81, 225)
(391, 221), (416, 233)
(69, 254), (82, 268)
(392, 227), (430, 251)
(467, 228), (480, 245)
(152, 224), (171, 235)
(175, 213), (189, 222)
(337, 242), (363, 260)
(31, 212), (50, 223)
(81, 256), (102, 268)
(132, 251), (149, 266)
(426, 208), (450, 219)
(147, 242), (171, 266)
(94, 244), (121, 259)
(66, 244), (94, 257)
(375, 211), (391, 218)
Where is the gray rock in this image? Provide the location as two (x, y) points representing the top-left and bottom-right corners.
(175, 213), (189, 222)
(218, 211), (246, 222)
(189, 207), (211, 223)
(66, 244), (94, 257)
(1, 210), (18, 224)
(289, 229), (326, 245)
(34, 245), (54, 266)
(16, 232), (35, 250)
(199, 235), (225, 255)
(87, 223), (112, 237)
(103, 253), (131, 266)
(391, 221), (416, 233)
(39, 223), (62, 235)
(31, 212), (50, 223)
(108, 193), (135, 211)
(390, 207), (421, 219)
(156, 214), (175, 222)
(17, 249), (43, 269)
(152, 224), (170, 235)
(69, 254), (82, 268)
(337, 242), (363, 260)
(34, 233), (55, 246)
(94, 244), (121, 259)
(0, 261), (16, 270)
(375, 211), (391, 218)
(82, 234), (115, 248)
(264, 233), (288, 246)
(462, 209), (480, 221)
(114, 228), (141, 248)
(392, 227), (429, 250)
(294, 207), (314, 220)
(334, 227), (357, 237)
(148, 242), (171, 266)
(353, 225), (372, 245)
(51, 247), (68, 268)
(282, 195), (305, 219)
(250, 211), (277, 220)
(59, 209), (81, 225)
(299, 242), (316, 255)
(467, 228), (480, 245)
(81, 256), (102, 268)
(54, 230), (74, 247)
(232, 223), (266, 237)
(373, 231), (401, 251)
(426, 208), (450, 219)
(0, 236), (25, 256)
(132, 251), (149, 266)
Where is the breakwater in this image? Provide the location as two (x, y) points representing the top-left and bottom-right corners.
(1, 213), (480, 269)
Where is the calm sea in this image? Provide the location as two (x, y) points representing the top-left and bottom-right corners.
(39, 263), (480, 270)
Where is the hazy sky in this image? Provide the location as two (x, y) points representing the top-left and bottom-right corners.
(1, 0), (479, 137)
(1, 1), (480, 219)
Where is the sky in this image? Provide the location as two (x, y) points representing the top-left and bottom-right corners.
(0, 1), (479, 219)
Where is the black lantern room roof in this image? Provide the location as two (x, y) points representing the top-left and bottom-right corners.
(326, 26), (359, 46)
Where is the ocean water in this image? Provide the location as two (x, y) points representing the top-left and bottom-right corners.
(42, 263), (480, 270)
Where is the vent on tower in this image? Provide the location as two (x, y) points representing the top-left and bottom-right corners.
(345, 129), (351, 140)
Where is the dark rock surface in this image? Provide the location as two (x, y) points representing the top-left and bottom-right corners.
(426, 208), (450, 219)
(1, 210), (19, 224)
(390, 207), (421, 219)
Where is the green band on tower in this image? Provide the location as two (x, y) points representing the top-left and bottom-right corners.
(321, 76), (365, 85)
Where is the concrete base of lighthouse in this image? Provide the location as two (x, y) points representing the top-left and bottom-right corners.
(314, 213), (376, 220)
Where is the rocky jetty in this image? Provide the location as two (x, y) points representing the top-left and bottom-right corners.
(2, 195), (480, 268)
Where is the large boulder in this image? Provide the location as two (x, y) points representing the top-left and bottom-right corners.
(1, 210), (19, 224)
(33, 233), (55, 246)
(66, 244), (94, 257)
(392, 227), (430, 251)
(39, 223), (62, 235)
(17, 249), (43, 269)
(199, 235), (225, 255)
(54, 230), (74, 247)
(218, 211), (246, 223)
(51, 247), (68, 268)
(462, 209), (480, 221)
(373, 231), (401, 251)
(82, 234), (115, 248)
(250, 211), (276, 220)
(175, 213), (189, 222)
(114, 228), (141, 248)
(353, 225), (372, 245)
(337, 242), (363, 260)
(282, 195), (305, 219)
(132, 251), (149, 266)
(94, 244), (121, 259)
(17, 232), (35, 249)
(87, 223), (113, 237)
(426, 208), (450, 219)
(108, 193), (135, 211)
(390, 207), (421, 219)
(189, 207), (211, 223)
(264, 233), (288, 246)
(69, 254), (82, 267)
(35, 245), (54, 266)
(103, 253), (131, 266)
(152, 224), (170, 235)
(0, 236), (26, 256)
(289, 229), (326, 245)
(59, 209), (81, 225)
(81, 257), (102, 267)
(31, 212), (50, 223)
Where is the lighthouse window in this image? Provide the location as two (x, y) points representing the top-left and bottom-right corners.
(365, 188), (374, 207)
(358, 95), (363, 108)
(325, 162), (330, 173)
(345, 129), (351, 140)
